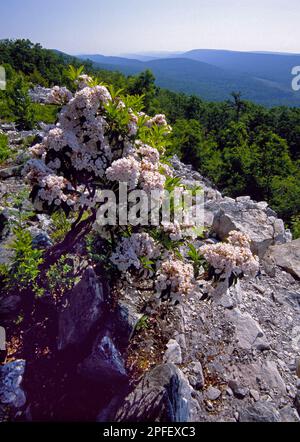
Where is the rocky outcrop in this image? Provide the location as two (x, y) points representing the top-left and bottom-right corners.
(57, 267), (107, 350)
(0, 360), (26, 409)
(211, 197), (290, 257)
(1, 149), (300, 422)
(226, 308), (270, 351)
(115, 364), (194, 422)
(239, 402), (281, 422)
(264, 239), (300, 279)
(171, 155), (291, 258)
(78, 333), (127, 382)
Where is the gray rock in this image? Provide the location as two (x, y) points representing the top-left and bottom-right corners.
(186, 361), (204, 390)
(115, 364), (191, 422)
(0, 165), (22, 179)
(264, 239), (300, 280)
(235, 360), (286, 395)
(0, 123), (16, 132)
(57, 267), (106, 350)
(15, 150), (30, 165)
(31, 232), (53, 249)
(163, 339), (182, 364)
(212, 199), (288, 257)
(206, 386), (221, 401)
(0, 360), (26, 408)
(36, 214), (52, 231)
(239, 402), (281, 422)
(78, 334), (127, 382)
(115, 300), (142, 344)
(261, 361), (286, 394)
(217, 293), (235, 309)
(217, 281), (242, 309)
(279, 405), (300, 422)
(227, 308), (269, 351)
(228, 380), (249, 399)
(250, 389), (260, 401)
(0, 207), (19, 239)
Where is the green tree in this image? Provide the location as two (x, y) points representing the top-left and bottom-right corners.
(217, 122), (253, 195)
(128, 70), (156, 111)
(270, 174), (300, 220)
(7, 74), (34, 129)
(171, 119), (204, 169)
(250, 131), (294, 200)
(227, 92), (247, 121)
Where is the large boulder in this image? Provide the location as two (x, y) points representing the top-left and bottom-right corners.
(78, 333), (127, 383)
(230, 360), (286, 395)
(115, 364), (192, 422)
(0, 360), (26, 409)
(57, 267), (106, 350)
(115, 300), (142, 346)
(239, 402), (281, 422)
(263, 239), (300, 279)
(212, 197), (289, 257)
(226, 308), (270, 351)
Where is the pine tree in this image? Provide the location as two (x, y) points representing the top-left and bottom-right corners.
(7, 74), (34, 129)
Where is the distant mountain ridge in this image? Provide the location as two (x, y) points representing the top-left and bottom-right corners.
(77, 49), (300, 107)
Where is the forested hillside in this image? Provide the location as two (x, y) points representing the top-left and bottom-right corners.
(79, 51), (300, 107)
(0, 39), (299, 236)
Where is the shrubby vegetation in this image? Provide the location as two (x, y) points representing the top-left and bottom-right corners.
(0, 65), (260, 313)
(0, 132), (10, 163)
(0, 39), (299, 237)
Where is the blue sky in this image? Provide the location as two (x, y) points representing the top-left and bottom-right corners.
(0, 0), (299, 55)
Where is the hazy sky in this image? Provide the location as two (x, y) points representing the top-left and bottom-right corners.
(0, 0), (299, 55)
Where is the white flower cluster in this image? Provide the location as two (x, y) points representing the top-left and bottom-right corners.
(110, 232), (161, 272)
(106, 144), (170, 195)
(23, 159), (76, 211)
(106, 156), (141, 190)
(25, 85), (115, 210)
(155, 258), (194, 296)
(140, 169), (166, 195)
(227, 230), (251, 248)
(145, 114), (172, 134)
(161, 221), (197, 241)
(138, 144), (160, 164)
(201, 230), (259, 278)
(48, 86), (73, 105)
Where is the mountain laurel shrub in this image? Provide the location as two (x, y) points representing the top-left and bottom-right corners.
(22, 68), (259, 300)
